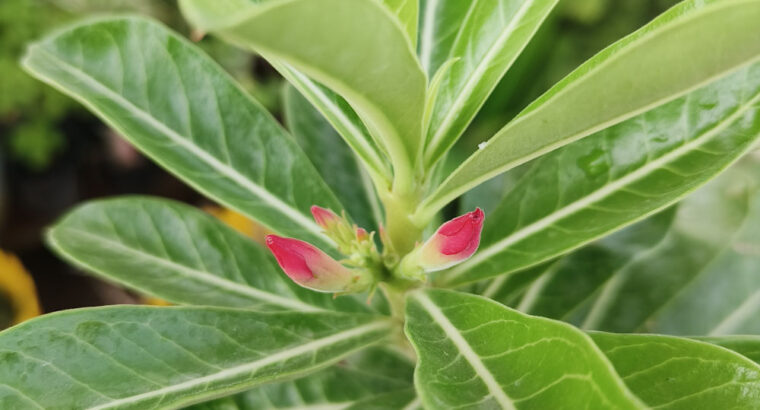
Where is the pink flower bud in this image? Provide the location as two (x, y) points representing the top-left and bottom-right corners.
(265, 235), (372, 293)
(355, 227), (369, 242)
(418, 208), (484, 271)
(310, 206), (340, 230)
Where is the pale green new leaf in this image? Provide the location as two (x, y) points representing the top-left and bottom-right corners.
(188, 347), (416, 410)
(21, 17), (339, 250)
(284, 85), (383, 232)
(0, 306), (391, 410)
(180, 0), (426, 190)
(405, 289), (644, 409)
(380, 0), (418, 48)
(513, 155), (760, 334)
(421, 0), (760, 217)
(591, 332), (760, 408)
(48, 197), (372, 313)
(419, 0), (559, 168)
(439, 60), (760, 286)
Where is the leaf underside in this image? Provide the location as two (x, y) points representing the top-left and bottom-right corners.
(179, 0), (426, 183)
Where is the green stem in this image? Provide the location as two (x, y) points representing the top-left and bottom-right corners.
(379, 283), (417, 361)
(379, 282), (406, 321)
(381, 191), (424, 256)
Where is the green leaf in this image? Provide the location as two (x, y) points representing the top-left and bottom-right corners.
(474, 261), (557, 309)
(343, 389), (418, 410)
(187, 347), (416, 410)
(697, 336), (760, 365)
(47, 197), (371, 313)
(510, 208), (677, 323)
(513, 155), (760, 334)
(405, 289), (644, 409)
(21, 16), (339, 250)
(284, 85), (383, 232)
(271, 61), (391, 184)
(421, 0), (760, 217)
(180, 0), (426, 192)
(438, 59), (760, 286)
(380, 0), (418, 48)
(0, 306), (391, 409)
(418, 0), (559, 168)
(591, 332), (760, 408)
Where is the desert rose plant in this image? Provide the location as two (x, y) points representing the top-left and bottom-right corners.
(4, 0), (760, 408)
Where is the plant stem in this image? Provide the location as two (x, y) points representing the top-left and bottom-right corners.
(378, 283), (417, 361)
(381, 190), (424, 256)
(379, 282), (407, 321)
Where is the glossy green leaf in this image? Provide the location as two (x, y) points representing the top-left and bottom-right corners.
(284, 85), (383, 232)
(508, 208), (677, 323)
(438, 60), (760, 286)
(0, 306), (391, 409)
(513, 155), (760, 334)
(474, 261), (558, 310)
(188, 347), (416, 410)
(591, 332), (760, 408)
(405, 289), (643, 409)
(418, 0), (559, 168)
(380, 0), (418, 48)
(48, 197), (371, 313)
(343, 390), (418, 410)
(22, 16), (339, 250)
(421, 0), (760, 217)
(198, 389), (419, 410)
(180, 0), (426, 191)
(697, 336), (760, 365)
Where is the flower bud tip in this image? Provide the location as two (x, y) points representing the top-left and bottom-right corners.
(417, 208), (484, 272)
(310, 206), (340, 230)
(265, 234), (372, 293)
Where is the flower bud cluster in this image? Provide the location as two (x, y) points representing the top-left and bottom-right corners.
(266, 206), (381, 294)
(265, 205), (484, 295)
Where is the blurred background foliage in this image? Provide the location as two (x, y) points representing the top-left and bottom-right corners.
(0, 0), (680, 329)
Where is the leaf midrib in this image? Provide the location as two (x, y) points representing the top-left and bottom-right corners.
(24, 46), (328, 243)
(49, 226), (323, 312)
(443, 83), (760, 284)
(277, 61), (389, 179)
(425, 0), (538, 161)
(413, 292), (517, 410)
(418, 0), (439, 73)
(87, 320), (391, 409)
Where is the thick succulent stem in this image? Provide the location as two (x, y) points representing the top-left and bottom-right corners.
(381, 190), (424, 257)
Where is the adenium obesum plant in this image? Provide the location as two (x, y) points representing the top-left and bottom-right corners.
(269, 205), (483, 294)
(4, 0), (760, 408)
